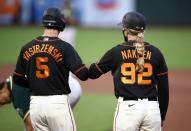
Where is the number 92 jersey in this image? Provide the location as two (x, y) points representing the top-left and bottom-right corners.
(15, 36), (85, 96)
(90, 41), (168, 98)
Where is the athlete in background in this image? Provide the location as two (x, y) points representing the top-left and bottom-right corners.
(59, 0), (82, 108)
(89, 12), (169, 131)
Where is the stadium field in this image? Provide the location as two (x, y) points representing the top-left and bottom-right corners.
(0, 26), (191, 131)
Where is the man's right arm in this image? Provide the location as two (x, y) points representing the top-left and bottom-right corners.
(13, 73), (28, 87)
(64, 45), (89, 81)
(89, 48), (114, 79)
(13, 48), (28, 87)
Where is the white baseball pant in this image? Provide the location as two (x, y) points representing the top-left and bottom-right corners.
(68, 74), (82, 108)
(113, 97), (161, 131)
(30, 95), (76, 131)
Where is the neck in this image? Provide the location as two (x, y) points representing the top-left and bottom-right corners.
(127, 35), (137, 41)
(43, 29), (59, 37)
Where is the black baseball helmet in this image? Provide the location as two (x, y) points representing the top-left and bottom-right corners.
(42, 8), (65, 31)
(119, 12), (146, 31)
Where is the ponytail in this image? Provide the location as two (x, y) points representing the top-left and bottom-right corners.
(128, 29), (145, 73)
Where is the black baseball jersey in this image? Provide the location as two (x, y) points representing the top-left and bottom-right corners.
(14, 36), (88, 96)
(89, 41), (168, 99)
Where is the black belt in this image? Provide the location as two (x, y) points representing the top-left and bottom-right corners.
(122, 97), (158, 101)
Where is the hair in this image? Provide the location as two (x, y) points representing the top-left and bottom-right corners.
(127, 28), (145, 73)
(127, 28), (144, 43)
(45, 26), (62, 32)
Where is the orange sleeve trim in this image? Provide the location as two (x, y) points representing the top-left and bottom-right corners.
(74, 65), (86, 74)
(14, 72), (25, 77)
(157, 72), (168, 76)
(95, 64), (104, 74)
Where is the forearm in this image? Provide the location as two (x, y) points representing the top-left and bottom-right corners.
(157, 74), (169, 121)
(89, 63), (103, 79)
(74, 66), (89, 81)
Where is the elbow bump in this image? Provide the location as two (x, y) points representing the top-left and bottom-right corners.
(77, 69), (89, 81)
(80, 76), (88, 81)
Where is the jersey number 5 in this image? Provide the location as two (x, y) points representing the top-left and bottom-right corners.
(36, 57), (50, 79)
(121, 63), (152, 85)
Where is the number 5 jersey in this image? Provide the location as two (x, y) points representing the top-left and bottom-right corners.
(14, 36), (88, 96)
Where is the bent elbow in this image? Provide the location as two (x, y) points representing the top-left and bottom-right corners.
(76, 69), (89, 81)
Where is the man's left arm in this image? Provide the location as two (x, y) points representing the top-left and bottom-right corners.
(157, 73), (169, 122)
(156, 50), (169, 123)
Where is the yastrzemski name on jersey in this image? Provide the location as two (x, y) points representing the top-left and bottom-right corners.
(23, 43), (63, 63)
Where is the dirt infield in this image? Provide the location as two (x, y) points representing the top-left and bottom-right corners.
(0, 64), (190, 131)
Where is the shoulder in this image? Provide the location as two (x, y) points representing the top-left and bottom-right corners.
(102, 44), (121, 57)
(108, 43), (124, 52)
(145, 42), (163, 54)
(57, 39), (73, 48)
(145, 42), (166, 62)
(20, 40), (34, 52)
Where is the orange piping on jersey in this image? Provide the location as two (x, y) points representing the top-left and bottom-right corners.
(95, 64), (104, 74)
(14, 72), (25, 77)
(74, 65), (86, 75)
(157, 72), (168, 76)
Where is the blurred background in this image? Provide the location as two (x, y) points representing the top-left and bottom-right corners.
(0, 0), (191, 26)
(0, 0), (191, 131)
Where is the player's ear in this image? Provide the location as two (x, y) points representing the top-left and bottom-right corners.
(122, 28), (128, 41)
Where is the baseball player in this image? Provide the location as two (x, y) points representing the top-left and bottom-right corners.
(12, 7), (88, 131)
(59, 0), (82, 109)
(89, 12), (169, 131)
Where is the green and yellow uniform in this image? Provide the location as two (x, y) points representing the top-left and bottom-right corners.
(7, 76), (30, 121)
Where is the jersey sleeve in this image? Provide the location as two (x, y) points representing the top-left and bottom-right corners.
(13, 47), (28, 87)
(156, 50), (168, 76)
(89, 48), (114, 79)
(156, 49), (169, 121)
(15, 47), (27, 76)
(64, 45), (88, 80)
(97, 48), (114, 73)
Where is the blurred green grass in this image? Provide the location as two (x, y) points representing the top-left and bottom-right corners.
(0, 26), (191, 131)
(0, 26), (191, 68)
(0, 104), (23, 131)
(74, 93), (116, 131)
(0, 93), (116, 131)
